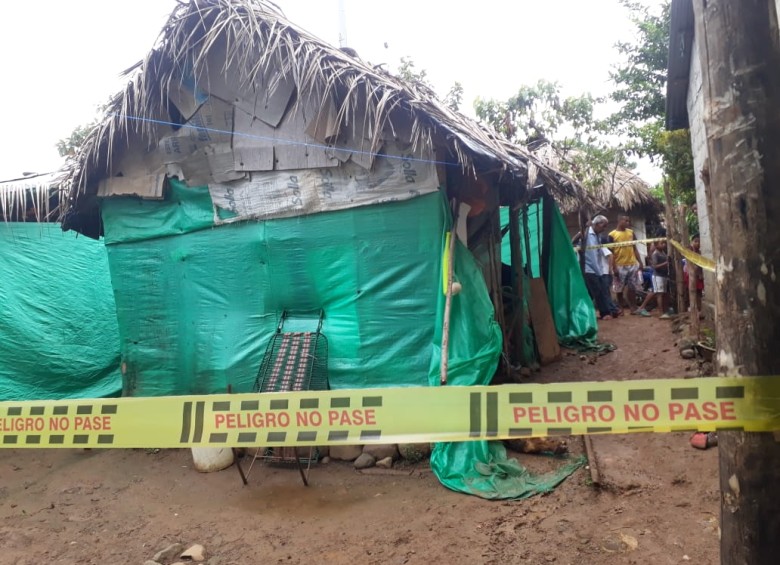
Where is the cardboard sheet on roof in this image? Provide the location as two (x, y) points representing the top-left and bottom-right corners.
(208, 140), (440, 223)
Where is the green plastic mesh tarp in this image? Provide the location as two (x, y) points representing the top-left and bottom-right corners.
(101, 180), (502, 395)
(0, 223), (121, 400)
(501, 201), (597, 345)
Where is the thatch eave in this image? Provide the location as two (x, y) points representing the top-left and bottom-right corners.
(61, 0), (586, 237)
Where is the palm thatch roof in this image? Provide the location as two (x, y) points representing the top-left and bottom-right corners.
(1, 172), (66, 223)
(61, 0), (587, 237)
(531, 143), (662, 216)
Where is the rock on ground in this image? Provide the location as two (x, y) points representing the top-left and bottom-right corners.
(330, 445), (363, 461)
(153, 543), (184, 563)
(362, 444), (399, 460)
(376, 457), (393, 469)
(353, 453), (376, 469)
(180, 543), (206, 562)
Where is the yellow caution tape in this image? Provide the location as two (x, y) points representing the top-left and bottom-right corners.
(575, 237), (716, 273)
(1, 377), (778, 448)
(668, 239), (717, 272)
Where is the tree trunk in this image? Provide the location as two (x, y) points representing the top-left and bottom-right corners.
(680, 207), (700, 337)
(662, 181), (682, 312)
(692, 1), (780, 563)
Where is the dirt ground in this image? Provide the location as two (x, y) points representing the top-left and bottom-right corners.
(0, 314), (719, 565)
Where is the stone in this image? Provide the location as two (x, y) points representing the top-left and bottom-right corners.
(153, 543), (184, 563)
(362, 444), (399, 460)
(353, 453), (376, 469)
(681, 349), (696, 359)
(398, 443), (432, 463)
(330, 445), (363, 461)
(376, 457), (393, 469)
(320, 456), (331, 464)
(181, 544), (206, 562)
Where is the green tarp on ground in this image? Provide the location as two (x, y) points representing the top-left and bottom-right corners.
(0, 223), (121, 400)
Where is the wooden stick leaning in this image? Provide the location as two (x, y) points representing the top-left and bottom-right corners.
(440, 201), (459, 386)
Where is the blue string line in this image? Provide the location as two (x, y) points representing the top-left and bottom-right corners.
(117, 113), (457, 167)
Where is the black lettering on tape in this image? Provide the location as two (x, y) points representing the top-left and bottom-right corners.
(73, 435), (89, 444)
(30, 406), (45, 416)
(50, 435), (64, 444)
(300, 398), (319, 409)
(671, 387), (699, 400)
(587, 427), (612, 433)
(508, 428), (533, 437)
(26, 435), (41, 444)
(716, 426), (745, 432)
(97, 435), (114, 445)
(53, 406), (68, 415)
(587, 391), (612, 402)
(328, 431), (349, 441)
(362, 396), (383, 407)
(330, 397), (350, 408)
(3, 435), (18, 444)
(212, 401), (231, 411)
(76, 405), (93, 415)
(628, 426), (654, 431)
(209, 433), (228, 443)
(360, 430), (381, 441)
(238, 432), (257, 443)
(628, 389), (654, 401)
(7, 407), (21, 416)
(548, 427), (572, 435)
(101, 405), (118, 415)
(267, 432), (287, 443)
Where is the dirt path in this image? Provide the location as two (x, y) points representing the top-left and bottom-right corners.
(0, 315), (718, 565)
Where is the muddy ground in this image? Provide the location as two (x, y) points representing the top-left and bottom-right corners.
(0, 314), (718, 565)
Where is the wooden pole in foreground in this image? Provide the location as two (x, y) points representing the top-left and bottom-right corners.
(692, 1), (780, 562)
(440, 201), (459, 385)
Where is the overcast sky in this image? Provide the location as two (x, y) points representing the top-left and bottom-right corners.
(0, 0), (663, 181)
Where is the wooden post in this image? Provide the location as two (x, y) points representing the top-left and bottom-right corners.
(674, 204), (687, 314)
(508, 203), (526, 367)
(440, 202), (459, 385)
(692, 1), (780, 562)
(662, 181), (683, 313)
(680, 207), (700, 337)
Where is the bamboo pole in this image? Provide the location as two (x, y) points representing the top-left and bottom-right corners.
(440, 202), (459, 386)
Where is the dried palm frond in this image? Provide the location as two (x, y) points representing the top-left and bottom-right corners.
(1, 172), (67, 223)
(63, 0), (588, 233)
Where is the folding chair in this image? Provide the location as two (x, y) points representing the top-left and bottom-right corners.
(235, 310), (328, 486)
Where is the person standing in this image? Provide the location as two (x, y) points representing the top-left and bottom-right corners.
(609, 215), (643, 313)
(635, 239), (673, 318)
(583, 216), (620, 320)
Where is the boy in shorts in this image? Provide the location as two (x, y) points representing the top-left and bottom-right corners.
(636, 240), (673, 318)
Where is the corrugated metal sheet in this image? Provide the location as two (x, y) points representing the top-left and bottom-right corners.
(666, 0), (695, 130)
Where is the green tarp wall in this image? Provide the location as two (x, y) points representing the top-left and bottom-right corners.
(500, 201), (597, 348)
(0, 223), (121, 400)
(101, 180), (502, 396)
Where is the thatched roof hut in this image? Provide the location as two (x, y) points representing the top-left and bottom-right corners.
(531, 143), (661, 218)
(61, 0), (584, 237)
(1, 171), (66, 223)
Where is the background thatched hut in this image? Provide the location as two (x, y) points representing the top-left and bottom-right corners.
(531, 144), (662, 263)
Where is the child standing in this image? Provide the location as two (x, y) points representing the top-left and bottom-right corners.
(636, 240), (673, 319)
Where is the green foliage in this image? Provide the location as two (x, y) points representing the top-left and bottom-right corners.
(608, 0), (671, 156)
(444, 82), (464, 112)
(56, 122), (96, 158)
(474, 80), (631, 196)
